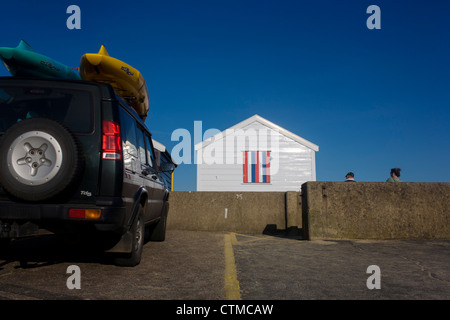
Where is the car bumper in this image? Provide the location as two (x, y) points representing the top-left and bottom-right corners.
(0, 201), (127, 237)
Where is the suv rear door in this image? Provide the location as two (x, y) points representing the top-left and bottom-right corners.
(136, 126), (165, 222)
(0, 79), (101, 203)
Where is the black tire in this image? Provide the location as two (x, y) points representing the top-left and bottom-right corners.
(114, 207), (145, 267)
(0, 118), (84, 202)
(149, 201), (168, 242)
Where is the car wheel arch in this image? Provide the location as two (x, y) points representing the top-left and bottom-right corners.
(127, 187), (149, 228)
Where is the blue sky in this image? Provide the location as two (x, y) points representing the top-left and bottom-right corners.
(1, 0), (449, 190)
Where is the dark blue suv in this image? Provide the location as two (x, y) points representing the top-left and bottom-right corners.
(0, 77), (175, 266)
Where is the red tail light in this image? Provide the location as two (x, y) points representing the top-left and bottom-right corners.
(102, 120), (122, 160)
(69, 209), (102, 219)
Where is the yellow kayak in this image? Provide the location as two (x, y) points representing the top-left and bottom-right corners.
(79, 45), (149, 120)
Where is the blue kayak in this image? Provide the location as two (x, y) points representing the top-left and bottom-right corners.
(0, 40), (80, 80)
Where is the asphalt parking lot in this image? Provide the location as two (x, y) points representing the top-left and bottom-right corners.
(231, 233), (450, 300)
(0, 230), (449, 300)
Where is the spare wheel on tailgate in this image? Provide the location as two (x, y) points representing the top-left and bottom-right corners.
(0, 118), (84, 202)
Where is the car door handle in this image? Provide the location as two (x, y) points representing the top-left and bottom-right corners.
(141, 169), (149, 176)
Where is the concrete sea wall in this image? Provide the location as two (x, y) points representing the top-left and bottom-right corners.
(167, 182), (450, 240)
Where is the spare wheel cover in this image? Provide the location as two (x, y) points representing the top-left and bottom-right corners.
(7, 130), (63, 186)
(0, 118), (83, 202)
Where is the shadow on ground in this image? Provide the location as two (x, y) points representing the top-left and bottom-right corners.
(262, 224), (304, 240)
(0, 233), (143, 269)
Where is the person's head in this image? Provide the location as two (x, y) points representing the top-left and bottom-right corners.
(345, 172), (354, 179)
(390, 168), (401, 178)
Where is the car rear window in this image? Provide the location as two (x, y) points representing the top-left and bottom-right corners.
(0, 85), (93, 133)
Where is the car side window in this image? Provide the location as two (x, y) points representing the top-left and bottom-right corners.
(120, 107), (154, 171)
(136, 128), (147, 167)
(136, 127), (155, 168)
(120, 110), (139, 172)
(144, 134), (154, 168)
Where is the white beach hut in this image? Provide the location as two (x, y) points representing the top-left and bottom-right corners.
(195, 115), (319, 191)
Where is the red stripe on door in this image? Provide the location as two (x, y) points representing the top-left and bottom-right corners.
(243, 151), (248, 183)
